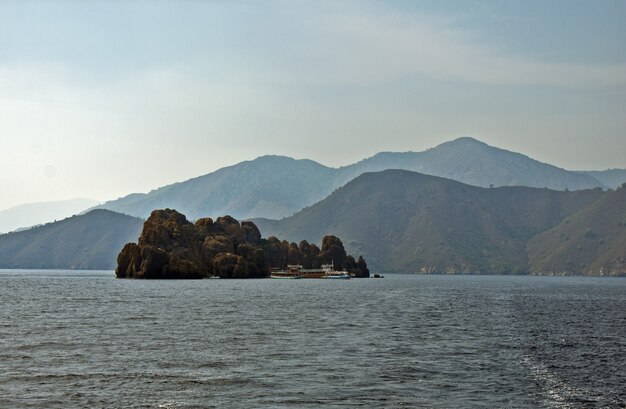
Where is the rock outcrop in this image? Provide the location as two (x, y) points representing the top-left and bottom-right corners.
(116, 208), (369, 279)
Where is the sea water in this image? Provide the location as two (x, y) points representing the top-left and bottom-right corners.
(1, 270), (624, 408)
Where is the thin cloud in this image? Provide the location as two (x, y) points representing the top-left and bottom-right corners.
(0, 2), (624, 209)
(261, 3), (626, 88)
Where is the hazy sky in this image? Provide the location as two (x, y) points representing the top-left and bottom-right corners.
(1, 0), (625, 210)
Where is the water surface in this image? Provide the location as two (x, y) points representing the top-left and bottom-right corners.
(1, 271), (624, 408)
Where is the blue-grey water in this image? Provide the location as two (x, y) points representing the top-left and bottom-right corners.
(1, 271), (625, 408)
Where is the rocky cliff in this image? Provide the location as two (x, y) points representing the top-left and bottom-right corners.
(116, 209), (369, 279)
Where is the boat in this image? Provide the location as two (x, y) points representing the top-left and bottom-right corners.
(270, 265), (303, 279)
(325, 271), (351, 279)
(320, 261), (350, 279)
(269, 262), (350, 279)
(269, 272), (303, 279)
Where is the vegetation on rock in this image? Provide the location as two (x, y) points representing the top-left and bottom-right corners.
(527, 184), (626, 276)
(115, 209), (369, 279)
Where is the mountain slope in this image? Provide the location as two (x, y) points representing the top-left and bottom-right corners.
(0, 209), (144, 270)
(0, 198), (101, 234)
(97, 156), (335, 220)
(527, 185), (626, 275)
(337, 137), (604, 190)
(97, 137), (605, 222)
(254, 170), (604, 273)
(576, 169), (626, 189)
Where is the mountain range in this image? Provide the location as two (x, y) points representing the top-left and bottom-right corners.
(254, 170), (608, 274)
(1, 170), (624, 275)
(0, 198), (101, 234)
(96, 156), (335, 221)
(3, 138), (623, 232)
(1, 137), (624, 275)
(2, 170), (623, 275)
(334, 137), (607, 191)
(95, 137), (620, 221)
(575, 169), (626, 189)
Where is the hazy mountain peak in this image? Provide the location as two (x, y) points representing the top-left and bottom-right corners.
(255, 154), (297, 160)
(433, 136), (516, 156)
(415, 137), (604, 189)
(444, 136), (488, 146)
(246, 154), (330, 169)
(248, 154), (298, 164)
(97, 137), (614, 222)
(96, 153), (335, 221)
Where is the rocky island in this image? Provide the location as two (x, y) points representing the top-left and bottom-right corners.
(115, 208), (369, 279)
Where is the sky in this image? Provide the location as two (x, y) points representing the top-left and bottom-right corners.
(1, 0), (625, 210)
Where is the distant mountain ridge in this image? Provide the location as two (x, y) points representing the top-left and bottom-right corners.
(0, 209), (143, 270)
(0, 198), (101, 234)
(1, 170), (623, 275)
(337, 137), (604, 190)
(96, 137), (619, 221)
(575, 169), (626, 189)
(97, 156), (335, 221)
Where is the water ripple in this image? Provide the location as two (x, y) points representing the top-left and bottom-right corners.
(1, 271), (625, 408)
